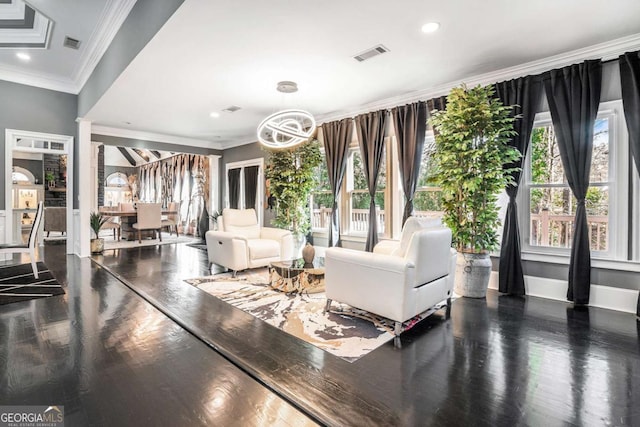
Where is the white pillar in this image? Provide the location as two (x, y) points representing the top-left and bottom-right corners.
(76, 119), (92, 257)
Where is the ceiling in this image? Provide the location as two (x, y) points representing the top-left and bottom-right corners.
(4, 1), (640, 149)
(103, 145), (174, 167)
(0, 0), (135, 92)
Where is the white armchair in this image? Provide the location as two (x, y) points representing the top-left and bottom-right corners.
(205, 208), (293, 275)
(324, 217), (456, 344)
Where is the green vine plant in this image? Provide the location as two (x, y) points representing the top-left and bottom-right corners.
(430, 84), (520, 254)
(264, 139), (323, 238)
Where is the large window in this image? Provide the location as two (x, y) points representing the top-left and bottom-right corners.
(347, 147), (386, 234)
(522, 101), (627, 259)
(413, 133), (443, 218)
(310, 161), (332, 231)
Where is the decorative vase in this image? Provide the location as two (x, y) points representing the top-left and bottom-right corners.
(302, 242), (315, 264)
(90, 238), (104, 254)
(454, 252), (492, 298)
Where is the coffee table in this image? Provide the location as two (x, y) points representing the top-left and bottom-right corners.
(269, 257), (325, 294)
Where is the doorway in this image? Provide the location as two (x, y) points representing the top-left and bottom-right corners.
(4, 129), (74, 255)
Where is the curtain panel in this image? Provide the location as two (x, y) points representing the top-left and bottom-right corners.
(228, 168), (241, 209)
(618, 50), (640, 317)
(243, 165), (259, 210)
(494, 76), (543, 296)
(391, 102), (428, 225)
(542, 59), (602, 305)
(355, 110), (388, 251)
(321, 118), (354, 247)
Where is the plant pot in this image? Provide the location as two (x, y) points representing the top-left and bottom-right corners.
(454, 252), (492, 298)
(91, 238), (104, 254)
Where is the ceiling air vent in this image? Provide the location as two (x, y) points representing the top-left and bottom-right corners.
(353, 44), (389, 62)
(222, 105), (242, 113)
(63, 36), (81, 50)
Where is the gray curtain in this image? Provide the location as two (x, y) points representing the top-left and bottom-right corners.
(618, 51), (640, 318)
(355, 110), (387, 252)
(228, 168), (241, 209)
(543, 59), (602, 305)
(321, 119), (354, 247)
(243, 165), (259, 210)
(494, 76), (543, 296)
(391, 102), (427, 225)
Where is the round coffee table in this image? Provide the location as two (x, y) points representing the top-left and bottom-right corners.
(269, 257), (325, 294)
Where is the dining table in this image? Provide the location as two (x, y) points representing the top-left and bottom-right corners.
(98, 207), (178, 241)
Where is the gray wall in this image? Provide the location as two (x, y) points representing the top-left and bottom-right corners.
(77, 0), (185, 117)
(13, 159), (43, 184)
(0, 79), (78, 209)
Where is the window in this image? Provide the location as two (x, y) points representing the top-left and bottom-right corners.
(104, 172), (132, 206)
(522, 100), (628, 259)
(310, 161), (332, 231)
(413, 133), (443, 218)
(347, 147), (387, 235)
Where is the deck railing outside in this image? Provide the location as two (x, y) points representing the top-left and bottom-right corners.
(530, 210), (608, 251)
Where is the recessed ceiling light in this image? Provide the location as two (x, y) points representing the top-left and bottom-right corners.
(16, 52), (31, 61)
(210, 112), (220, 118)
(421, 22), (440, 33)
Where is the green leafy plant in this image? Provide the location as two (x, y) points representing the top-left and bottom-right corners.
(90, 211), (109, 239)
(264, 139), (323, 237)
(45, 172), (55, 183)
(430, 84), (520, 253)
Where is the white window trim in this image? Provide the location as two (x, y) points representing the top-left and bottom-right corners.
(520, 100), (629, 262)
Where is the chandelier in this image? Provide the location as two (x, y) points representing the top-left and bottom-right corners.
(257, 81), (316, 149)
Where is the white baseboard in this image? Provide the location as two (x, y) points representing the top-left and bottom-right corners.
(489, 272), (639, 314)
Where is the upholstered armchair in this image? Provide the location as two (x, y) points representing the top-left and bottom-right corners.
(205, 208), (293, 275)
(324, 217), (457, 344)
(44, 207), (66, 237)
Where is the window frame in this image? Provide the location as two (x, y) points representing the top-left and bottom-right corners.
(520, 100), (628, 261)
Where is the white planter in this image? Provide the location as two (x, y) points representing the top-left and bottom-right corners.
(454, 252), (492, 298)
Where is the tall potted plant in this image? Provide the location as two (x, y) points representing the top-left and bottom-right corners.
(90, 211), (109, 254)
(431, 84), (519, 298)
(264, 139), (322, 256)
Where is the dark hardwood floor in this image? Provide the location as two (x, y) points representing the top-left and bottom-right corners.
(2, 243), (640, 426)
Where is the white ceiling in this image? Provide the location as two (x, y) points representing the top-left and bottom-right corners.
(7, 0), (640, 149)
(0, 0), (135, 92)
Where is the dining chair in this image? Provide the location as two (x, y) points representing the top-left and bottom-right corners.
(0, 201), (44, 278)
(161, 201), (179, 236)
(132, 203), (162, 243)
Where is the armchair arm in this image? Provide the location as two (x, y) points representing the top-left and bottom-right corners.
(205, 230), (249, 271)
(325, 247), (413, 273)
(260, 227), (293, 260)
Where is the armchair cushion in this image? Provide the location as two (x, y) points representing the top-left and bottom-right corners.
(247, 239), (280, 260)
(222, 208), (261, 239)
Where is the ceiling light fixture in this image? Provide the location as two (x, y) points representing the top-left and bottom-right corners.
(257, 81), (316, 149)
(210, 112), (220, 118)
(16, 52), (31, 61)
(421, 22), (440, 33)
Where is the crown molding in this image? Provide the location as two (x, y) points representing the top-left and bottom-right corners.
(316, 33), (640, 125)
(91, 125), (223, 150)
(0, 62), (76, 92)
(72, 0), (137, 92)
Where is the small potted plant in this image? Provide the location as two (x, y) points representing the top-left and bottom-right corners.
(90, 211), (109, 254)
(431, 84), (519, 298)
(45, 172), (56, 189)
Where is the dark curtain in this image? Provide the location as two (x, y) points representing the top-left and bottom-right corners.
(355, 110), (387, 251)
(243, 165), (259, 210)
(321, 118), (354, 247)
(426, 96), (448, 113)
(228, 168), (241, 209)
(391, 102), (427, 225)
(619, 51), (640, 317)
(543, 60), (602, 305)
(495, 76), (543, 296)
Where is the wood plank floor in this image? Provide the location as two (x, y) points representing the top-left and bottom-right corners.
(2, 243), (640, 426)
